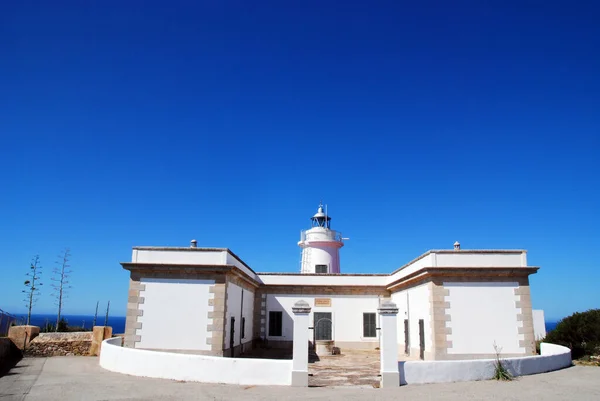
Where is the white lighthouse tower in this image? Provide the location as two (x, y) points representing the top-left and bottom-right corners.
(298, 203), (345, 274)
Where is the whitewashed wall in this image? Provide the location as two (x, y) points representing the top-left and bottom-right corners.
(445, 282), (523, 355)
(533, 310), (547, 340)
(242, 287), (254, 343)
(386, 251), (527, 287)
(391, 283), (432, 357)
(100, 337), (292, 385)
(399, 342), (571, 385)
(225, 253), (259, 281)
(435, 252), (525, 267)
(224, 283), (254, 350)
(137, 278), (214, 351)
(258, 275), (387, 286)
(265, 294), (381, 346)
(133, 248), (259, 281)
(387, 254), (434, 286)
(301, 245), (340, 274)
(134, 249), (226, 265)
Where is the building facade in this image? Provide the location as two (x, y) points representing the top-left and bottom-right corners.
(122, 205), (539, 360)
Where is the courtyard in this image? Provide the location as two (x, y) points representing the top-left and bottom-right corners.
(1, 356), (599, 401)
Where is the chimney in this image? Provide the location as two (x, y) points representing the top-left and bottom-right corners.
(454, 241), (461, 251)
(190, 239), (197, 248)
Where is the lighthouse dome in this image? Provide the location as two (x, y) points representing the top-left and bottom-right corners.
(299, 203), (344, 274)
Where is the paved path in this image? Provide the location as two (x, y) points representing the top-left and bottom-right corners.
(1, 356), (599, 400)
(309, 350), (380, 387)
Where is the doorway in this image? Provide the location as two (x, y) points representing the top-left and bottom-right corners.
(314, 312), (332, 341)
(229, 316), (235, 357)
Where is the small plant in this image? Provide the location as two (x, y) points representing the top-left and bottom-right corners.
(23, 255), (42, 325)
(52, 248), (72, 332)
(57, 317), (69, 332)
(42, 320), (55, 333)
(492, 343), (513, 381)
(92, 301), (99, 327)
(104, 300), (110, 326)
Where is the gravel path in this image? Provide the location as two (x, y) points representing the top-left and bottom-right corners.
(1, 356), (599, 401)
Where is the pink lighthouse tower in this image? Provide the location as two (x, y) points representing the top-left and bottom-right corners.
(298, 203), (345, 274)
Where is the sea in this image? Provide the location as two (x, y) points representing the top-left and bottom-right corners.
(12, 313), (126, 334)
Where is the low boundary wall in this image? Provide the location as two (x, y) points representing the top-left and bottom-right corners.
(99, 337), (293, 386)
(399, 343), (572, 385)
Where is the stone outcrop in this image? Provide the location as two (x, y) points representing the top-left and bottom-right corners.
(25, 332), (93, 357)
(7, 326), (114, 357)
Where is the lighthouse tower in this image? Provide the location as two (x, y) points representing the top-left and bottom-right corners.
(298, 203), (345, 274)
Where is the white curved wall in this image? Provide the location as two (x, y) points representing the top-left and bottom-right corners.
(399, 343), (571, 385)
(533, 310), (547, 340)
(301, 245), (340, 274)
(100, 337), (292, 386)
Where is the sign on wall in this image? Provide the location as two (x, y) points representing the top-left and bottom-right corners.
(314, 298), (332, 307)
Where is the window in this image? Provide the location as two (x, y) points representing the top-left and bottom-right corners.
(363, 313), (376, 338)
(241, 317), (246, 339)
(315, 264), (328, 273)
(268, 311), (283, 336)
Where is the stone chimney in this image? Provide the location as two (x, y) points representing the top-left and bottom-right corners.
(454, 241), (461, 251)
(190, 239), (197, 248)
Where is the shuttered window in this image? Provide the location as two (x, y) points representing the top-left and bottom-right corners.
(363, 313), (376, 338)
(314, 312), (333, 341)
(315, 265), (328, 273)
(269, 311), (283, 336)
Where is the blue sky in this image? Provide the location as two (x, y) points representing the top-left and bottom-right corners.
(1, 1), (598, 320)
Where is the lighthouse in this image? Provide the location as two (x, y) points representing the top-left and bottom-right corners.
(298, 203), (344, 274)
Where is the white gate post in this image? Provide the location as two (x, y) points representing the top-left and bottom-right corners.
(378, 300), (400, 387)
(291, 300), (311, 386)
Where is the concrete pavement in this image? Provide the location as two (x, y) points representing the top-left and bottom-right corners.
(1, 356), (599, 401)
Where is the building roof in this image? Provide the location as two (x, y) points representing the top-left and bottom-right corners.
(122, 246), (536, 291)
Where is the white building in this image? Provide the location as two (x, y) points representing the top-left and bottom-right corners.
(122, 204), (540, 360)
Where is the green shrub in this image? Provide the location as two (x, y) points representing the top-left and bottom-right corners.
(41, 317), (69, 333)
(544, 309), (600, 359)
(57, 318), (69, 332)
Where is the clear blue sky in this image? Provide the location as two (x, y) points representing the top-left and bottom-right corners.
(1, 1), (598, 321)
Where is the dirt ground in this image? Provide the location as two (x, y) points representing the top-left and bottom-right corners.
(309, 350), (381, 387)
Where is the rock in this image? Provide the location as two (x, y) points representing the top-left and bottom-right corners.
(24, 332), (94, 357)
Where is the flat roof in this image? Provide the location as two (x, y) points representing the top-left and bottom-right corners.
(132, 246), (257, 275)
(389, 249), (526, 276)
(131, 246), (529, 281)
